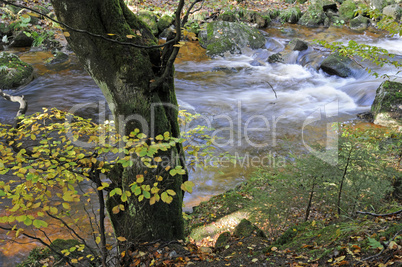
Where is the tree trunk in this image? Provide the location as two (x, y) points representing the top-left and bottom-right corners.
(51, 0), (186, 244)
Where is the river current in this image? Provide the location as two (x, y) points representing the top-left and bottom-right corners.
(0, 24), (401, 265)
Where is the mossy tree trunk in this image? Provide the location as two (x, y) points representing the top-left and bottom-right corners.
(51, 0), (186, 244)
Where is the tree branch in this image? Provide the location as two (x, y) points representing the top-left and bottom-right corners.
(45, 211), (99, 258)
(182, 0), (204, 26)
(0, 88), (28, 128)
(149, 0), (185, 91)
(0, 0), (176, 49)
(356, 209), (402, 217)
(0, 225), (73, 266)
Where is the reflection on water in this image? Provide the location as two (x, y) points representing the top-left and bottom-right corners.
(1, 24), (402, 265)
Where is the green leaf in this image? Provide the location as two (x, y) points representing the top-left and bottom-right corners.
(33, 219), (48, 228)
(368, 237), (384, 250)
(180, 181), (195, 193)
(161, 192), (173, 204)
(143, 190), (151, 199)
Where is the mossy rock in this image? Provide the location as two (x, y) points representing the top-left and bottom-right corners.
(319, 53), (363, 78)
(279, 7), (302, 24)
(371, 80), (402, 128)
(198, 21), (266, 57)
(233, 219), (266, 238)
(0, 52), (34, 89)
(349, 14), (370, 31)
(339, 0), (357, 21)
(218, 11), (239, 22)
(298, 4), (327, 27)
(157, 14), (174, 33)
(274, 223), (309, 246)
(215, 231), (231, 250)
(138, 10), (158, 36)
(241, 10), (271, 28)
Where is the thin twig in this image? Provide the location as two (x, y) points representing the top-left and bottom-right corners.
(182, 0), (204, 26)
(362, 229), (402, 261)
(0, 225), (73, 266)
(45, 211), (99, 258)
(266, 81), (277, 99)
(356, 209), (402, 217)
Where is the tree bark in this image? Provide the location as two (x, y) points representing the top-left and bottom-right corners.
(51, 0), (186, 244)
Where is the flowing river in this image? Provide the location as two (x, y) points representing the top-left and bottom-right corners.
(0, 24), (401, 265)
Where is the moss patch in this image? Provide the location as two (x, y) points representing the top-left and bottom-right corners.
(0, 52), (34, 89)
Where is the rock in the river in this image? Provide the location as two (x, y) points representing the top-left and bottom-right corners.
(198, 21), (266, 57)
(287, 38), (308, 51)
(0, 52), (34, 89)
(371, 80), (402, 129)
(383, 4), (402, 20)
(319, 53), (363, 78)
(349, 15), (370, 31)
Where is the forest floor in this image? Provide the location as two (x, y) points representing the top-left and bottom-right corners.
(124, 174), (402, 266)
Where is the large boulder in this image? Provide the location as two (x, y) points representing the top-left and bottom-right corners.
(0, 52), (34, 89)
(319, 53), (363, 78)
(198, 21), (266, 57)
(298, 4), (328, 27)
(371, 80), (402, 129)
(383, 4), (402, 20)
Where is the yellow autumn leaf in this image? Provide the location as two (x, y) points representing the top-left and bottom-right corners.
(117, 236), (127, 242)
(63, 32), (70, 37)
(112, 205), (120, 214)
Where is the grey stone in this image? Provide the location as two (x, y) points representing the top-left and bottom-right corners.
(288, 38), (308, 51)
(371, 80), (402, 129)
(383, 4), (402, 20)
(320, 53), (363, 78)
(198, 21), (266, 57)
